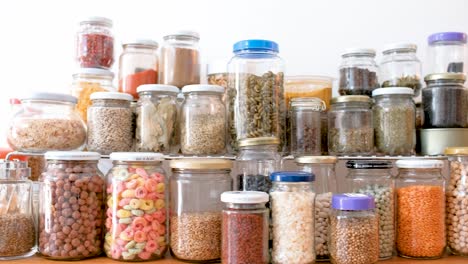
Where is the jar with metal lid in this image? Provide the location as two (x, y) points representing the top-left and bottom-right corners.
(135, 84), (179, 154)
(87, 92), (134, 154)
(346, 160), (395, 260)
(39, 151), (104, 260)
(221, 191), (269, 264)
(76, 16), (114, 69)
(159, 30), (200, 88)
(328, 95), (373, 156)
(269, 171), (316, 264)
(7, 93), (86, 152)
(119, 39), (159, 99)
(339, 48), (379, 96)
(395, 159), (445, 259)
(427, 32), (467, 74)
(104, 152), (167, 261)
(169, 159), (233, 262)
(423, 73), (468, 128)
(329, 194), (379, 264)
(372, 87), (416, 155)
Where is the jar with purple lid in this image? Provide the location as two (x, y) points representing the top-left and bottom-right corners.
(427, 32), (467, 74)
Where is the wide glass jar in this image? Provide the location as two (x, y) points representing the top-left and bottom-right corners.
(427, 32), (467, 74)
(395, 159), (445, 259)
(372, 87), (416, 155)
(328, 95), (373, 155)
(39, 151), (105, 260)
(119, 39), (159, 99)
(169, 159), (232, 262)
(7, 93), (87, 152)
(339, 48), (379, 96)
(221, 191), (269, 264)
(104, 152), (167, 261)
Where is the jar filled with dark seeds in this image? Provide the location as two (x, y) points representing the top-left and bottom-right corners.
(339, 48), (379, 96)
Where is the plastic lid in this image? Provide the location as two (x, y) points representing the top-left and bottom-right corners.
(346, 160), (392, 169)
(90, 92), (133, 101)
(45, 151), (101, 161)
(294, 156), (338, 164)
(79, 16), (113, 27)
(181, 84), (224, 94)
(382, 43), (417, 54)
(424, 73), (466, 82)
(164, 30), (199, 40)
(238, 137), (280, 147)
(332, 194), (375, 211)
(137, 84), (179, 94)
(170, 159), (233, 170)
(341, 48), (376, 57)
(372, 87), (414, 97)
(395, 159), (444, 169)
(233, 39), (279, 53)
(221, 191), (269, 204)
(109, 152), (164, 162)
(122, 38), (158, 48)
(331, 95), (371, 104)
(428, 32), (467, 44)
(290, 97), (326, 111)
(21, 92), (78, 104)
(445, 147), (468, 155)
(270, 171), (315, 182)
(73, 68), (114, 78)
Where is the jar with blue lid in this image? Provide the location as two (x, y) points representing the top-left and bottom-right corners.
(427, 32), (467, 74)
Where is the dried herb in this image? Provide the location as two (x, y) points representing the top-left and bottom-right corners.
(381, 75), (421, 96)
(328, 127), (374, 155)
(339, 67), (379, 96)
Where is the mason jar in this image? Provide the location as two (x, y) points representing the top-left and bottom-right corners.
(427, 32), (467, 74)
(339, 48), (379, 96)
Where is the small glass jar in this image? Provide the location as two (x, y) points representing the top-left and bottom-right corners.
(75, 16), (114, 69)
(346, 160), (395, 260)
(328, 95), (373, 155)
(135, 84), (179, 154)
(7, 93), (86, 152)
(395, 159), (446, 259)
(87, 92), (134, 154)
(119, 39), (159, 99)
(159, 30), (200, 88)
(270, 171), (316, 264)
(221, 191), (269, 264)
(427, 32), (467, 74)
(372, 87), (416, 156)
(169, 159), (233, 262)
(104, 152), (167, 261)
(39, 151), (105, 260)
(339, 48), (379, 96)
(423, 73), (468, 128)
(180, 85), (226, 155)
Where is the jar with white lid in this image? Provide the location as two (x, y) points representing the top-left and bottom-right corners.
(76, 16), (114, 69)
(427, 32), (468, 74)
(339, 48), (379, 96)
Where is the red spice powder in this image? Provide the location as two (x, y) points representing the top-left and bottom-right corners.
(119, 69), (158, 99)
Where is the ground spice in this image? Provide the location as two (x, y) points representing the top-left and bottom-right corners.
(0, 214), (35, 257)
(76, 34), (114, 69)
(119, 69), (158, 99)
(159, 47), (200, 88)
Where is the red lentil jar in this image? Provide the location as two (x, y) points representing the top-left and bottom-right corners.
(76, 16), (114, 69)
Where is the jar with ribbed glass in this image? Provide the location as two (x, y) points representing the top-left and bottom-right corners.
(339, 48), (379, 96)
(76, 16), (114, 69)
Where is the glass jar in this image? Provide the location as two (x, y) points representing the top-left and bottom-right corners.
(159, 30), (200, 88)
(372, 87), (416, 155)
(328, 95), (373, 156)
(119, 39), (159, 99)
(135, 84), (179, 154)
(339, 48), (379, 96)
(423, 73), (468, 128)
(285, 76), (333, 110)
(269, 171), (315, 264)
(87, 92), (134, 154)
(180, 85), (226, 155)
(7, 93), (86, 152)
(395, 159), (445, 259)
(39, 151), (104, 260)
(427, 32), (467, 74)
(346, 160), (395, 260)
(221, 191), (269, 264)
(169, 159), (233, 262)
(104, 152), (167, 261)
(75, 16), (114, 69)
(227, 39), (286, 153)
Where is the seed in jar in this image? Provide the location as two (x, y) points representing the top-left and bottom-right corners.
(328, 127), (374, 155)
(0, 214), (35, 257)
(181, 113), (225, 155)
(315, 192), (332, 260)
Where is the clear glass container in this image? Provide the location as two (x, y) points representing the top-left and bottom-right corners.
(395, 159), (445, 259)
(104, 152), (167, 261)
(7, 93), (87, 153)
(39, 151), (104, 260)
(427, 32), (467, 74)
(339, 48), (379, 96)
(328, 95), (373, 155)
(206, 60), (229, 103)
(221, 191), (269, 264)
(285, 76), (333, 110)
(119, 39), (159, 99)
(169, 159), (233, 262)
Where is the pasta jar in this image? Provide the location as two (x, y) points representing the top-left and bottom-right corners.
(339, 48), (379, 96)
(7, 92), (87, 152)
(75, 16), (114, 69)
(329, 194), (379, 264)
(118, 39), (159, 99)
(346, 160), (395, 260)
(328, 95), (373, 156)
(427, 32), (467, 74)
(104, 152), (167, 261)
(221, 191), (269, 264)
(269, 171), (316, 264)
(39, 151), (105, 260)
(395, 159), (445, 259)
(169, 159), (233, 262)
(372, 87), (416, 156)
(135, 84), (179, 154)
(87, 92), (134, 154)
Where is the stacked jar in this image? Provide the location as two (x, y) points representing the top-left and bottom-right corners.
(339, 48), (379, 96)
(427, 32), (467, 74)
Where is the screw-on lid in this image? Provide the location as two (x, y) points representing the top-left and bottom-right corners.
(109, 152), (164, 162)
(137, 84), (179, 94)
(164, 30), (200, 40)
(332, 193), (375, 211)
(21, 92), (78, 104)
(424, 73), (466, 82)
(79, 16), (113, 27)
(346, 160), (392, 169)
(90, 92), (133, 101)
(182, 84), (224, 94)
(428, 32), (467, 44)
(395, 159), (444, 169)
(45, 151), (101, 161)
(294, 156), (338, 164)
(170, 159), (233, 170)
(238, 137), (280, 147)
(122, 38), (158, 48)
(372, 87), (414, 97)
(331, 95), (371, 104)
(382, 43), (417, 54)
(270, 171), (315, 182)
(221, 191), (269, 204)
(73, 68), (114, 78)
(341, 48), (376, 57)
(233, 39), (279, 53)
(290, 97), (326, 111)
(445, 147), (468, 155)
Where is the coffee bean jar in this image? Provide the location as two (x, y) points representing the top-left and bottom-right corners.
(339, 48), (379, 96)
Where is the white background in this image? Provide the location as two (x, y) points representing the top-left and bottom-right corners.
(0, 0), (467, 147)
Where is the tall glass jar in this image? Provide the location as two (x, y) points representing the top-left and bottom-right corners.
(119, 39), (159, 99)
(372, 87), (416, 156)
(39, 151), (104, 260)
(104, 152), (167, 261)
(169, 159), (233, 262)
(427, 32), (467, 74)
(328, 95), (373, 156)
(395, 159), (445, 259)
(339, 48), (379, 96)
(221, 191), (269, 264)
